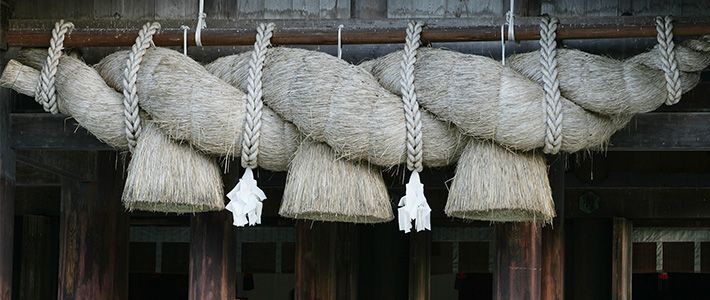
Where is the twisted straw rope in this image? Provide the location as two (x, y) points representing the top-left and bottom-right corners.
(35, 20), (74, 115)
(122, 22), (161, 152)
(401, 21), (424, 172)
(655, 16), (682, 106)
(241, 23), (275, 169)
(540, 16), (563, 155)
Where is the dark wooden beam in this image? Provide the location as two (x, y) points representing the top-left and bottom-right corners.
(612, 218), (632, 300)
(0, 60), (15, 300)
(495, 223), (542, 300)
(566, 188), (710, 219)
(409, 231), (431, 300)
(18, 215), (58, 300)
(6, 16), (710, 47)
(58, 151), (128, 300)
(188, 211), (235, 300)
(295, 221), (358, 300)
(542, 156), (565, 300)
(11, 112), (710, 151)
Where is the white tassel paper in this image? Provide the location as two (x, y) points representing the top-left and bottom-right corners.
(226, 168), (267, 226)
(397, 171), (431, 233)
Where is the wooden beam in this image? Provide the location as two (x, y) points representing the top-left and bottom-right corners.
(295, 221), (358, 300)
(612, 218), (632, 300)
(566, 188), (710, 219)
(11, 112), (710, 151)
(409, 231), (431, 300)
(18, 215), (58, 300)
(58, 151), (128, 300)
(188, 211), (235, 300)
(0, 62), (15, 300)
(6, 16), (710, 47)
(494, 223), (542, 300)
(542, 156), (565, 300)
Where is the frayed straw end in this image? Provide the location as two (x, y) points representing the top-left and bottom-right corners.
(445, 139), (555, 224)
(122, 123), (224, 213)
(279, 139), (393, 224)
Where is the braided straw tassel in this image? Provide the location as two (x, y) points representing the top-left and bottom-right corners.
(655, 16), (682, 106)
(35, 20), (74, 115)
(397, 21), (431, 233)
(540, 16), (563, 154)
(122, 22), (161, 152)
(226, 23), (274, 227)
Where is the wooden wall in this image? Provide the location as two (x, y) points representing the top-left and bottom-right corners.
(9, 0), (710, 21)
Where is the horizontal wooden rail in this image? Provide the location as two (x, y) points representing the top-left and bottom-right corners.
(6, 16), (710, 47)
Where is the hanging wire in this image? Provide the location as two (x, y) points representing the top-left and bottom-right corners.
(337, 24), (344, 59)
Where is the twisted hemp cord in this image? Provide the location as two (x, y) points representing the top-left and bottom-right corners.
(36, 20), (74, 115)
(122, 22), (161, 152)
(401, 21), (424, 173)
(540, 16), (563, 154)
(241, 23), (275, 169)
(655, 15), (682, 106)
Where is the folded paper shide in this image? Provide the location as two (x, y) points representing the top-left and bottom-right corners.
(226, 168), (267, 226)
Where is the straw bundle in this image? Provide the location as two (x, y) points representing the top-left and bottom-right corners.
(279, 139), (393, 223)
(445, 139), (554, 223)
(123, 123), (224, 212)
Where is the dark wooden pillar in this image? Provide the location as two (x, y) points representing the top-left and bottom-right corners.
(0, 70), (15, 300)
(188, 211), (236, 300)
(295, 221), (358, 300)
(542, 156), (565, 300)
(612, 218), (632, 300)
(409, 231), (431, 300)
(19, 215), (58, 300)
(58, 152), (128, 300)
(495, 223), (542, 300)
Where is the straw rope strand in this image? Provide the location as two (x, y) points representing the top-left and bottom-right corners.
(401, 21), (424, 173)
(35, 20), (74, 115)
(540, 16), (563, 154)
(655, 16), (682, 106)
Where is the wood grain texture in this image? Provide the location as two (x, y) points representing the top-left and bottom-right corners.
(612, 218), (632, 300)
(58, 152), (128, 300)
(188, 211), (236, 300)
(542, 156), (565, 300)
(0, 55), (15, 300)
(495, 223), (542, 300)
(18, 215), (59, 300)
(408, 231), (431, 300)
(295, 221), (358, 300)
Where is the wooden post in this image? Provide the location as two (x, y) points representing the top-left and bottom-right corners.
(409, 231), (431, 300)
(612, 218), (633, 300)
(188, 211), (236, 300)
(542, 156), (565, 300)
(495, 223), (542, 300)
(295, 221), (358, 300)
(0, 69), (15, 300)
(58, 151), (128, 300)
(19, 215), (58, 300)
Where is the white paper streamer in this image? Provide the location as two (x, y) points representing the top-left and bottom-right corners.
(226, 168), (267, 227)
(398, 171), (431, 233)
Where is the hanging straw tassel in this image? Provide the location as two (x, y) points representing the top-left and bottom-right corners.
(445, 139), (555, 223)
(398, 21), (430, 233)
(123, 123), (224, 212)
(279, 139), (393, 223)
(225, 23), (274, 227)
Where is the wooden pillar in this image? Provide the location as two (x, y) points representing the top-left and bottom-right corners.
(542, 156), (565, 300)
(58, 151), (128, 300)
(612, 218), (633, 300)
(495, 223), (542, 300)
(409, 231), (431, 300)
(19, 215), (58, 300)
(295, 221), (358, 300)
(0, 68), (15, 300)
(188, 211), (236, 300)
